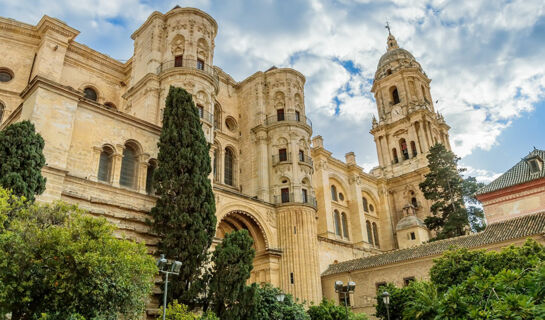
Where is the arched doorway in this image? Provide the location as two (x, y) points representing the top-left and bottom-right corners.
(215, 210), (280, 286)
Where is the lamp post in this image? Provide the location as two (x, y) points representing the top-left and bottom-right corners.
(382, 291), (390, 320)
(334, 280), (356, 320)
(157, 254), (182, 320)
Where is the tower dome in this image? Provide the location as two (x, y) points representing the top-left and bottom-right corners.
(375, 33), (423, 81)
(396, 214), (426, 231)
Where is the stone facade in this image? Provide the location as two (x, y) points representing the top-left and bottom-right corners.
(0, 7), (454, 315)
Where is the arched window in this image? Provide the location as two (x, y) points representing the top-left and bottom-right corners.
(224, 148), (234, 186)
(362, 197), (369, 212)
(366, 221), (373, 245)
(84, 87), (98, 101)
(146, 160), (157, 194)
(411, 197), (418, 208)
(97, 146), (114, 183)
(341, 212), (349, 239)
(334, 210), (341, 236)
(104, 102), (116, 110)
(372, 222), (380, 248)
(120, 144), (138, 189)
(0, 103), (4, 123)
(391, 87), (400, 105)
(410, 141), (417, 157)
(400, 139), (409, 160)
(392, 148), (399, 164)
(331, 185), (338, 201)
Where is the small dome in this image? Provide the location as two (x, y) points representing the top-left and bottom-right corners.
(374, 33), (422, 81)
(396, 215), (426, 231)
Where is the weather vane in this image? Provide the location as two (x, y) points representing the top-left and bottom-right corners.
(385, 21), (391, 35)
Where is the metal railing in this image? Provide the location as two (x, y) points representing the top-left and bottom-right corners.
(264, 112), (312, 128)
(157, 58), (219, 85)
(273, 192), (317, 208)
(272, 152), (291, 166)
(200, 109), (214, 124)
(298, 154), (313, 166)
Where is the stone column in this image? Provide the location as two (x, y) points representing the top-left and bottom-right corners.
(278, 205), (322, 305)
(137, 153), (150, 194)
(255, 130), (270, 201)
(89, 146), (103, 182)
(374, 136), (384, 167)
(112, 144), (125, 188)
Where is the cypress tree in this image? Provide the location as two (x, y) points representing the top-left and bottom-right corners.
(208, 230), (257, 320)
(151, 86), (216, 304)
(0, 120), (46, 201)
(419, 143), (468, 240)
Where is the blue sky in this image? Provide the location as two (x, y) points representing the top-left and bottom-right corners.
(1, 0), (544, 183)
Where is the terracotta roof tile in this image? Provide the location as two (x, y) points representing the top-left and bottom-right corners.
(477, 149), (545, 195)
(322, 212), (545, 276)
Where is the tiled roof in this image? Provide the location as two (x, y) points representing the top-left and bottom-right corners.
(477, 149), (545, 195)
(322, 212), (545, 276)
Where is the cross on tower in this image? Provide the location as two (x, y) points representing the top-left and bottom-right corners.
(385, 21), (391, 35)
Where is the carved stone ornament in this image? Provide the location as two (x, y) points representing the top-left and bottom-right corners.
(170, 34), (185, 55)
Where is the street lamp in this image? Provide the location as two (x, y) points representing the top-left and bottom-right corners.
(276, 293), (286, 302)
(157, 254), (182, 320)
(382, 291), (390, 320)
(334, 280), (356, 320)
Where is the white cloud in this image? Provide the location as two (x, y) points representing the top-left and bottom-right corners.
(1, 0), (544, 174)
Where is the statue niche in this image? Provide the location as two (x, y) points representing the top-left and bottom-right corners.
(170, 34), (185, 56)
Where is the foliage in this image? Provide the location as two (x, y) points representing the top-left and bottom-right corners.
(0, 188), (157, 320)
(207, 230), (257, 320)
(419, 143), (486, 240)
(254, 284), (309, 320)
(374, 239), (545, 319)
(308, 299), (368, 320)
(0, 120), (46, 201)
(158, 300), (218, 320)
(374, 283), (414, 320)
(150, 86), (216, 304)
(462, 176), (486, 232)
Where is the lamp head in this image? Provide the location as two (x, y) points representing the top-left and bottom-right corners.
(156, 254), (167, 270)
(347, 281), (356, 292)
(276, 293), (286, 302)
(171, 260), (182, 274)
(334, 280), (344, 292)
(382, 291), (390, 305)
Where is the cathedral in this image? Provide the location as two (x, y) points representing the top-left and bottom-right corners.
(4, 6), (537, 318)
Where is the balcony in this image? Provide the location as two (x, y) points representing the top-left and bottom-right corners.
(298, 154), (313, 167)
(264, 112), (312, 128)
(199, 109), (214, 124)
(272, 152), (291, 166)
(156, 58), (219, 88)
(273, 192), (317, 208)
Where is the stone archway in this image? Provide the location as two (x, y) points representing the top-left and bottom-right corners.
(215, 210), (281, 286)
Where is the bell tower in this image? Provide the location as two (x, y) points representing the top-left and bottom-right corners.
(370, 30), (452, 178)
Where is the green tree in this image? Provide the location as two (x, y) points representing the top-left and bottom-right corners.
(159, 300), (218, 320)
(207, 230), (257, 320)
(150, 86), (216, 303)
(254, 284), (309, 320)
(0, 120), (46, 201)
(308, 299), (368, 320)
(419, 143), (468, 240)
(375, 239), (545, 320)
(462, 176), (486, 232)
(0, 188), (156, 320)
(374, 283), (413, 320)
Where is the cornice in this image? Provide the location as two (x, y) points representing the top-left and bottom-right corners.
(123, 73), (160, 100)
(67, 42), (126, 75)
(0, 17), (41, 41)
(131, 7), (218, 40)
(36, 15), (79, 41)
(477, 178), (545, 204)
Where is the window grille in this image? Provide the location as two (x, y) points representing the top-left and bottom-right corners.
(224, 148), (234, 186)
(373, 222), (380, 248)
(366, 221), (373, 245)
(120, 145), (137, 188)
(334, 210), (341, 236)
(341, 212), (349, 239)
(97, 148), (113, 182)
